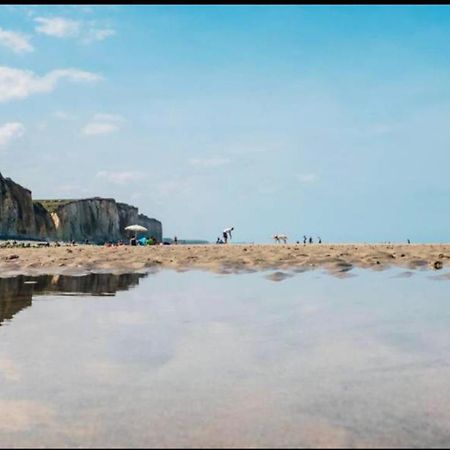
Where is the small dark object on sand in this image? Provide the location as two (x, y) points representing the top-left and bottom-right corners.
(434, 261), (443, 270)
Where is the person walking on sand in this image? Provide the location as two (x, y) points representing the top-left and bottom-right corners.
(303, 235), (307, 245)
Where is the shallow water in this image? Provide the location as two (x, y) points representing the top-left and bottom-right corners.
(0, 269), (449, 448)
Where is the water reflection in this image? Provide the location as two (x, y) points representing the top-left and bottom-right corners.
(0, 269), (449, 448)
(0, 273), (147, 326)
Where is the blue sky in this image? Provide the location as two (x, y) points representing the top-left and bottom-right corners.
(0, 5), (449, 243)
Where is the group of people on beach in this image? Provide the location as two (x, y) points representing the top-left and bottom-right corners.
(299, 236), (322, 244)
(129, 236), (159, 246)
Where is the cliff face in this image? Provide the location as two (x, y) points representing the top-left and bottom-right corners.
(0, 173), (55, 240)
(0, 173), (162, 243)
(138, 213), (162, 241)
(51, 198), (121, 242)
(51, 198), (162, 243)
(117, 203), (162, 241)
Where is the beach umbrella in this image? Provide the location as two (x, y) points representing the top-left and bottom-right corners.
(125, 225), (148, 232)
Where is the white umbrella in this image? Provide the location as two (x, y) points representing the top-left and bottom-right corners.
(125, 225), (148, 232)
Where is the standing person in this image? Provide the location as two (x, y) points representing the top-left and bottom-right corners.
(303, 235), (307, 245)
(174, 236), (178, 245)
(318, 236), (322, 244)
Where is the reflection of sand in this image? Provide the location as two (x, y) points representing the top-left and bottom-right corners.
(0, 244), (448, 277)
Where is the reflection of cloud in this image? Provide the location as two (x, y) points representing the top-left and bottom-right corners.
(0, 400), (54, 433)
(0, 358), (21, 381)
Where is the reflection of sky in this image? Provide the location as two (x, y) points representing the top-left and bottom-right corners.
(0, 270), (450, 447)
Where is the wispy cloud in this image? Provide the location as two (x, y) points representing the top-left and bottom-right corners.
(82, 27), (115, 44)
(189, 157), (230, 168)
(34, 16), (115, 43)
(0, 28), (33, 53)
(34, 17), (80, 38)
(96, 171), (144, 185)
(0, 122), (25, 149)
(0, 66), (102, 103)
(82, 113), (125, 136)
(53, 110), (76, 120)
(297, 173), (318, 183)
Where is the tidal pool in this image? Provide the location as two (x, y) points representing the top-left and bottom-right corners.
(0, 269), (449, 448)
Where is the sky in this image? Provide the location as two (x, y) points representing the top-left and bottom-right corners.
(0, 5), (449, 243)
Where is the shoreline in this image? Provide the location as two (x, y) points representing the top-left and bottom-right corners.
(0, 244), (449, 279)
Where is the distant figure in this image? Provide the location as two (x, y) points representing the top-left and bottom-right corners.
(296, 241), (299, 244)
(130, 236), (137, 246)
(318, 237), (322, 244)
(273, 234), (288, 244)
(407, 239), (411, 244)
(223, 227), (234, 244)
(303, 235), (307, 245)
(309, 236), (313, 244)
(174, 236), (178, 245)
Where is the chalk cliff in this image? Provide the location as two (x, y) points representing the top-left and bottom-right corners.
(0, 173), (162, 243)
(48, 198), (162, 243)
(0, 173), (55, 240)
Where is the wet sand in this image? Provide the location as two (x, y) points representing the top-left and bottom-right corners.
(0, 244), (449, 278)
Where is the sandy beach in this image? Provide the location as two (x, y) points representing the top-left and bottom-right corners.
(0, 244), (449, 278)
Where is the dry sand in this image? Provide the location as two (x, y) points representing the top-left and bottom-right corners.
(0, 244), (449, 278)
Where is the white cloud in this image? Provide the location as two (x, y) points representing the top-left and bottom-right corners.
(53, 110), (76, 120)
(34, 16), (115, 43)
(96, 171), (144, 185)
(92, 113), (124, 123)
(83, 122), (118, 136)
(156, 179), (193, 198)
(189, 157), (230, 168)
(297, 173), (318, 183)
(34, 17), (80, 38)
(82, 27), (115, 44)
(0, 66), (102, 103)
(0, 28), (33, 53)
(0, 122), (25, 148)
(82, 113), (125, 136)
